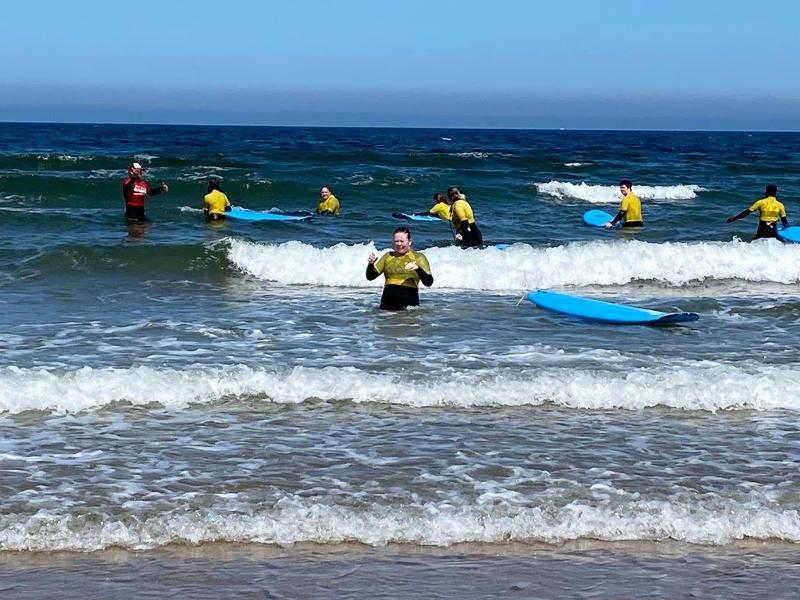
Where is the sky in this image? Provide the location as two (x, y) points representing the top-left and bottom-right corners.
(2, 0), (799, 130)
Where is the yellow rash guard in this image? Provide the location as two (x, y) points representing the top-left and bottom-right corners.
(372, 249), (432, 288)
(316, 193), (340, 215)
(204, 189), (231, 216)
(749, 196), (786, 223)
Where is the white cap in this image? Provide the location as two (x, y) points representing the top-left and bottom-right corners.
(131, 162), (143, 170)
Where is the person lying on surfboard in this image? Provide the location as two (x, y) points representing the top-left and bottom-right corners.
(604, 180), (643, 229)
(726, 184), (788, 239)
(366, 226), (434, 310)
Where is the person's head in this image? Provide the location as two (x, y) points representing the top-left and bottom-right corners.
(392, 226), (412, 255)
(320, 185), (333, 199)
(433, 192), (447, 204)
(446, 186), (461, 202)
(766, 184), (778, 197)
(619, 180), (633, 195)
(128, 162), (144, 179)
(207, 177), (221, 193)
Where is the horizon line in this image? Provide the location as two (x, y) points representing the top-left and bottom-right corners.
(1, 119), (798, 134)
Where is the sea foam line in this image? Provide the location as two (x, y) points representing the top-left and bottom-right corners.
(2, 363), (800, 414)
(227, 238), (800, 290)
(1, 495), (798, 551)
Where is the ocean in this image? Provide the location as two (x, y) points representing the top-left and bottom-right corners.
(2, 122), (800, 598)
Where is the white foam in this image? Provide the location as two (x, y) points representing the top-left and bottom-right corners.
(228, 238), (800, 290)
(1, 493), (798, 551)
(2, 362), (800, 415)
(535, 180), (705, 203)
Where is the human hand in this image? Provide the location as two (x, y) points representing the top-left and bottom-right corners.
(603, 222), (612, 229)
(455, 233), (463, 241)
(725, 216), (734, 223)
(368, 252), (377, 264)
(404, 261), (418, 271)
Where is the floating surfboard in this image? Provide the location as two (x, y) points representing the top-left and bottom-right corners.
(228, 208), (313, 222)
(392, 212), (442, 222)
(777, 226), (800, 243)
(583, 209), (615, 227)
(527, 290), (699, 325)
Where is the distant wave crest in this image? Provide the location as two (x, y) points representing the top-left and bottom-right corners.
(536, 180), (705, 203)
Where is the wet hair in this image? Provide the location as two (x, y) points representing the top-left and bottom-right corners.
(393, 226), (412, 240)
(433, 192), (447, 203)
(207, 178), (221, 193)
(766, 184), (778, 197)
(446, 186), (461, 200)
(320, 185), (333, 194)
(619, 180), (633, 188)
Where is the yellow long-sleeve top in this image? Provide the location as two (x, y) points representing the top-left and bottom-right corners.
(372, 250), (432, 288)
(204, 189), (231, 216)
(316, 194), (341, 215)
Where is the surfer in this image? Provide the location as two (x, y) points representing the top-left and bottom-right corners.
(423, 192), (453, 220)
(122, 162), (169, 222)
(726, 184), (788, 239)
(315, 185), (340, 215)
(366, 226), (434, 310)
(203, 178), (231, 222)
(604, 180), (643, 228)
(447, 186), (483, 248)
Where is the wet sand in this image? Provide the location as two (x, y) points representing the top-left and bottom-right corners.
(2, 541), (798, 599)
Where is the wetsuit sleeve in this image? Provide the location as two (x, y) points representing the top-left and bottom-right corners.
(366, 264), (381, 280)
(122, 178), (136, 195)
(781, 216), (789, 227)
(147, 182), (166, 196)
(726, 208), (752, 223)
(415, 254), (433, 287)
(609, 210), (626, 226)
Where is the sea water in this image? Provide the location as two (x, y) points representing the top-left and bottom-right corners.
(1, 123), (800, 598)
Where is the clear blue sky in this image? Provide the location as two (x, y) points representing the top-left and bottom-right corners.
(2, 0), (799, 129)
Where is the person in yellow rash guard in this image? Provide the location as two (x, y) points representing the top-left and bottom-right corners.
(366, 226), (434, 310)
(315, 185), (340, 215)
(447, 186), (483, 247)
(726, 184), (788, 239)
(425, 192), (452, 220)
(605, 180), (643, 228)
(203, 178), (231, 222)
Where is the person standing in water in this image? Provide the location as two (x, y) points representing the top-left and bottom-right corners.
(604, 180), (643, 228)
(203, 177), (231, 222)
(366, 226), (434, 310)
(726, 184), (788, 239)
(315, 185), (340, 215)
(447, 186), (483, 248)
(121, 162), (169, 223)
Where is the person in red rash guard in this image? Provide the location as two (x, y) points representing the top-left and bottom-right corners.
(122, 162), (169, 222)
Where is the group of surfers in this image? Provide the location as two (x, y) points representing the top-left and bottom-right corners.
(122, 162), (790, 311)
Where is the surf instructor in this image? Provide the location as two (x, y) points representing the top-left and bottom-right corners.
(122, 162), (169, 222)
(726, 184), (788, 239)
(366, 226), (434, 310)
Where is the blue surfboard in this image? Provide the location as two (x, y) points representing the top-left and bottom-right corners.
(777, 226), (800, 243)
(228, 208), (313, 222)
(527, 290), (699, 325)
(583, 209), (615, 227)
(392, 212), (443, 222)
